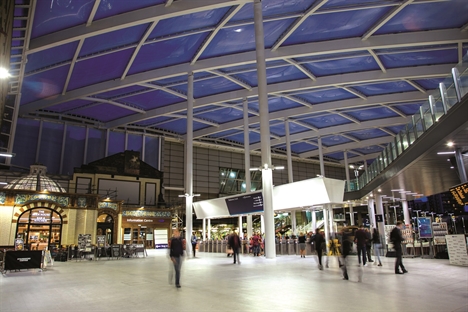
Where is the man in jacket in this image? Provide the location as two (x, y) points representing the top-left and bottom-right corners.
(354, 225), (368, 266)
(390, 221), (408, 274)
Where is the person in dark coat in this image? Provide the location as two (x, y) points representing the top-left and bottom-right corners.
(354, 225), (367, 266)
(228, 230), (241, 264)
(313, 228), (325, 270)
(390, 221), (408, 274)
(365, 228), (374, 263)
(341, 232), (353, 280)
(169, 229), (185, 288)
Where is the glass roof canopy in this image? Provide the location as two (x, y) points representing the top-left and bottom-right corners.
(9, 0), (468, 166)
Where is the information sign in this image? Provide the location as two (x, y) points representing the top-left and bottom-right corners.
(449, 182), (468, 206)
(225, 193), (263, 215)
(417, 217), (433, 239)
(96, 235), (106, 248)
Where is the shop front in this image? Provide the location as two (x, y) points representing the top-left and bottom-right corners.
(121, 210), (172, 249)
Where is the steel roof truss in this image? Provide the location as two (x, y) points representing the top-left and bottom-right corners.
(86, 0), (101, 26)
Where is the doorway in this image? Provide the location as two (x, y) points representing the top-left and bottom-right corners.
(97, 214), (114, 245)
(16, 208), (62, 251)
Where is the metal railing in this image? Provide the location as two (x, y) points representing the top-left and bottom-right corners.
(347, 53), (468, 192)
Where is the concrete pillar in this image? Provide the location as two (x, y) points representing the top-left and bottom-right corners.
(349, 204), (355, 226)
(291, 211), (296, 235)
(260, 215), (265, 235)
(207, 219), (211, 240)
(285, 119), (293, 183)
(184, 72), (194, 258)
(254, 0), (275, 258)
(311, 210), (317, 231)
(401, 194), (411, 226)
(318, 137), (325, 176)
(238, 216), (243, 239)
(344, 150), (350, 191)
(247, 215), (253, 239)
(368, 198), (376, 229)
(375, 195), (386, 240)
(202, 218), (206, 241)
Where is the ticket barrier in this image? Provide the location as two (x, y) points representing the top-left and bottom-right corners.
(281, 239), (288, 255)
(288, 239), (296, 255)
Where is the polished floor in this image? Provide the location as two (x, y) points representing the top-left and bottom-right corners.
(1, 249), (467, 312)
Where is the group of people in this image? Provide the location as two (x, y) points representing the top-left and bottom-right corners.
(168, 221), (409, 288)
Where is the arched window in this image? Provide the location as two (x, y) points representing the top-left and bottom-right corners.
(16, 208), (62, 251)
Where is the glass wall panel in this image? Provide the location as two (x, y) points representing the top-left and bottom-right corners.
(12, 118), (40, 169)
(38, 122), (64, 174)
(108, 131), (125, 156)
(87, 128), (106, 164)
(63, 125), (86, 175)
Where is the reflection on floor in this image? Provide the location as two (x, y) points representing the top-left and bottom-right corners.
(1, 249), (467, 312)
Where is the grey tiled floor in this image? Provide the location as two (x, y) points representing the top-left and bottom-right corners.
(1, 249), (467, 312)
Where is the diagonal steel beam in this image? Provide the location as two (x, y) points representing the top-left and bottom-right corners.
(285, 59), (317, 81)
(82, 97), (146, 113)
(62, 39), (84, 95)
(334, 112), (361, 124)
(206, 69), (252, 90)
(362, 0), (415, 41)
(379, 127), (396, 136)
(165, 0), (174, 7)
(191, 4), (245, 65)
(382, 104), (407, 118)
(271, 0), (328, 51)
(341, 86), (367, 99)
(368, 49), (386, 73)
(86, 0), (101, 26)
(403, 79), (426, 93)
(139, 83), (187, 99)
(338, 152), (382, 164)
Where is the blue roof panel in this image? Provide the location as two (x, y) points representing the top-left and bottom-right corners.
(158, 119), (207, 134)
(197, 107), (243, 124)
(379, 49), (458, 69)
(283, 7), (390, 45)
(301, 113), (353, 129)
(290, 142), (316, 154)
(31, 0), (94, 38)
(297, 88), (356, 104)
(322, 0), (400, 8)
(353, 81), (415, 96)
(128, 34), (208, 75)
(121, 90), (182, 110)
(68, 48), (134, 91)
(75, 104), (134, 122)
(199, 19), (295, 59)
(234, 65), (308, 87)
(230, 0), (313, 22)
(20, 66), (68, 105)
(352, 145), (385, 155)
(343, 107), (399, 122)
(96, 86), (150, 99)
(375, 0), (468, 35)
(248, 97), (303, 114)
(171, 77), (243, 98)
(303, 56), (379, 77)
(386, 125), (405, 134)
(321, 135), (353, 147)
(347, 128), (389, 140)
(93, 0), (165, 20)
(393, 103), (424, 115)
(46, 99), (93, 113)
(25, 41), (78, 73)
(80, 24), (149, 57)
(211, 129), (242, 139)
(413, 78), (445, 90)
(149, 8), (229, 38)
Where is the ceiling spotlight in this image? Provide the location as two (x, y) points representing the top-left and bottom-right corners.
(0, 67), (10, 79)
(447, 141), (454, 147)
(450, 166), (454, 169)
(377, 189), (381, 192)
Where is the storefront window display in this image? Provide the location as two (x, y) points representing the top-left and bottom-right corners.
(16, 208), (62, 251)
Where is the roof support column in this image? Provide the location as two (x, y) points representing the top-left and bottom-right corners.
(185, 72), (194, 258)
(344, 150), (350, 191)
(375, 195), (386, 241)
(318, 137), (325, 177)
(455, 148), (467, 183)
(243, 98), (253, 240)
(285, 119), (293, 183)
(202, 218), (206, 242)
(207, 218), (211, 240)
(401, 193), (411, 226)
(254, 0), (275, 258)
(59, 124), (67, 174)
(35, 119), (43, 163)
(368, 198), (375, 229)
(83, 126), (89, 164)
(238, 215), (243, 239)
(349, 203), (355, 226)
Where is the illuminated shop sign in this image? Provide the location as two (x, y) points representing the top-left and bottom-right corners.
(122, 210), (171, 218)
(30, 210), (51, 223)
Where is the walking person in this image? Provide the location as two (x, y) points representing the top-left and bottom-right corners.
(228, 230), (241, 264)
(365, 228), (374, 263)
(169, 229), (185, 288)
(391, 221), (408, 275)
(354, 224), (367, 266)
(298, 232), (307, 258)
(313, 228), (325, 270)
(252, 232), (261, 256)
(341, 232), (353, 280)
(372, 227), (382, 266)
(191, 232), (197, 258)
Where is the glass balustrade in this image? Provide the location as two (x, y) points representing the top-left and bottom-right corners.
(347, 53), (468, 192)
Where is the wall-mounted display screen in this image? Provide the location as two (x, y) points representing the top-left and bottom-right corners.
(449, 182), (468, 206)
(225, 193), (264, 216)
(417, 217), (433, 239)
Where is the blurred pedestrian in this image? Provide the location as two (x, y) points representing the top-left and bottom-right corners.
(372, 227), (382, 266)
(390, 221), (408, 274)
(191, 232), (197, 258)
(169, 229), (185, 288)
(354, 224), (367, 267)
(228, 230), (241, 264)
(298, 232), (306, 258)
(313, 228), (325, 270)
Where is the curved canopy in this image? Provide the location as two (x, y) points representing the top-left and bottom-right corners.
(9, 0), (468, 166)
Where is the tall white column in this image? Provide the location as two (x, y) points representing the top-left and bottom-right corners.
(202, 218), (206, 241)
(247, 215), (253, 239)
(349, 204), (355, 226)
(185, 72), (194, 258)
(260, 215), (265, 235)
(329, 207), (334, 235)
(323, 207), (330, 250)
(344, 150), (350, 191)
(238, 216), (243, 239)
(311, 210), (317, 231)
(375, 195), (386, 239)
(401, 194), (411, 226)
(368, 198), (376, 228)
(243, 98), (251, 242)
(285, 119), (293, 183)
(207, 219), (211, 240)
(318, 137), (325, 176)
(291, 211), (296, 235)
(254, 0), (275, 258)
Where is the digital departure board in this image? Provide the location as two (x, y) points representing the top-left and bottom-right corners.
(449, 182), (468, 206)
(225, 193), (264, 215)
